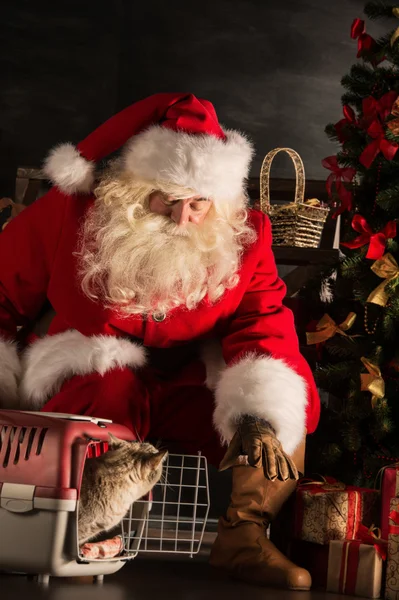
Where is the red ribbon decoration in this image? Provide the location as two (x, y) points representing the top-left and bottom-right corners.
(360, 120), (399, 168)
(351, 19), (383, 65)
(362, 92), (398, 128)
(351, 19), (375, 56)
(335, 105), (358, 143)
(322, 156), (356, 196)
(356, 524), (388, 560)
(322, 156), (355, 216)
(389, 509), (399, 535)
(341, 214), (397, 260)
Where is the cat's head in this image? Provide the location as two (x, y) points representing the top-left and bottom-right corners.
(105, 434), (167, 496)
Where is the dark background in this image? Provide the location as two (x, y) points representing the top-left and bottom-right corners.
(0, 0), (386, 197)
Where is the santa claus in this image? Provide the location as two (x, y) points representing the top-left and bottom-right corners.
(0, 93), (319, 590)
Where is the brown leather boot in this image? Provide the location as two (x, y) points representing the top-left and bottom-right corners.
(209, 438), (310, 591)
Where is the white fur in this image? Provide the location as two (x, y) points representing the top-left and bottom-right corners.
(20, 330), (147, 410)
(0, 337), (21, 408)
(43, 143), (95, 194)
(122, 125), (253, 206)
(213, 353), (308, 455)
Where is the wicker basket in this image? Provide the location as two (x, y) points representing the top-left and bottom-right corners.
(259, 147), (329, 248)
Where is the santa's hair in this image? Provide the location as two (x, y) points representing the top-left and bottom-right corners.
(77, 170), (256, 316)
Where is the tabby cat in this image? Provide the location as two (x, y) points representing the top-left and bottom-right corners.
(78, 434), (167, 544)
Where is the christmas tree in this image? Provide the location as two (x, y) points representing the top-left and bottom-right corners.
(304, 1), (399, 486)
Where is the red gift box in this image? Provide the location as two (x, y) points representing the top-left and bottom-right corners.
(385, 499), (399, 600)
(379, 465), (399, 540)
(294, 478), (379, 545)
(327, 539), (385, 598)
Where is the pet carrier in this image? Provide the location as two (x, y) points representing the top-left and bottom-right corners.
(0, 410), (210, 585)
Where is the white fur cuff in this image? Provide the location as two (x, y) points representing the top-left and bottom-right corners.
(213, 353), (308, 456)
(0, 337), (21, 408)
(20, 330), (147, 410)
(43, 143), (95, 195)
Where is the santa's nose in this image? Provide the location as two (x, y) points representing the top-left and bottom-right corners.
(171, 200), (191, 226)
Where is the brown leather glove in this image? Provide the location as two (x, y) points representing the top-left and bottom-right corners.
(219, 416), (299, 481)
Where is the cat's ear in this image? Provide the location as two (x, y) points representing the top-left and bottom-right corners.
(147, 449), (168, 470)
(108, 433), (123, 447)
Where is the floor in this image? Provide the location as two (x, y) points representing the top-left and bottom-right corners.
(0, 552), (367, 600)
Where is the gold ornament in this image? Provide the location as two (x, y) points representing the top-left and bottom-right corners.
(391, 8), (399, 46)
(367, 253), (399, 306)
(360, 356), (385, 408)
(306, 312), (356, 345)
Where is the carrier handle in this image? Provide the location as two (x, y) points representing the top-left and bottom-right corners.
(259, 147), (305, 213)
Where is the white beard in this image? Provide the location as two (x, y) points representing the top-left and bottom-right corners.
(78, 176), (256, 316)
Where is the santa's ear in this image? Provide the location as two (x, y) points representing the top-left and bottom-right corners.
(108, 433), (123, 447)
(147, 449), (168, 470)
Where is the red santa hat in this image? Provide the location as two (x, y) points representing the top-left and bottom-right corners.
(43, 93), (254, 210)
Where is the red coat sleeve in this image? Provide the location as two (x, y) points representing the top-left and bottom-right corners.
(0, 188), (68, 405)
(213, 212), (320, 455)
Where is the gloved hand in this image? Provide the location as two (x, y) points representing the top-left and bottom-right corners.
(218, 415), (299, 481)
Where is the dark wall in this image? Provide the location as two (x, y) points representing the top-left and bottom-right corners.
(1, 0), (386, 195)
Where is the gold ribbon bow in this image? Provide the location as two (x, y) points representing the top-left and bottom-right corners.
(304, 198), (322, 207)
(391, 8), (399, 46)
(360, 356), (385, 408)
(367, 253), (399, 306)
(306, 312), (356, 345)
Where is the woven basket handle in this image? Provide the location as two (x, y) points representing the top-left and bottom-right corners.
(259, 148), (305, 213)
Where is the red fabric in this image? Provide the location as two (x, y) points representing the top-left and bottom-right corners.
(340, 541), (360, 595)
(341, 214), (396, 260)
(0, 191), (320, 434)
(77, 93), (226, 163)
(381, 466), (399, 539)
(42, 363), (225, 466)
(389, 510), (399, 535)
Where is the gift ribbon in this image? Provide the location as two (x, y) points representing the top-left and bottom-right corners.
(295, 478), (375, 543)
(360, 357), (385, 407)
(389, 509), (399, 535)
(341, 214), (397, 260)
(367, 253), (399, 306)
(356, 523), (388, 560)
(362, 92), (399, 125)
(306, 312), (356, 345)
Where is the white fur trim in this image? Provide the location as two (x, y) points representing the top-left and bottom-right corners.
(43, 143), (95, 194)
(20, 330), (147, 410)
(122, 125), (254, 207)
(213, 353), (308, 456)
(0, 338), (21, 408)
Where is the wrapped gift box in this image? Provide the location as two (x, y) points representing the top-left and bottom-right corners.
(295, 480), (379, 545)
(386, 498), (399, 600)
(380, 465), (399, 540)
(327, 540), (384, 598)
(289, 540), (329, 589)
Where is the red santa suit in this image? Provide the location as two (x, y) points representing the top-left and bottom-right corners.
(0, 93), (320, 464)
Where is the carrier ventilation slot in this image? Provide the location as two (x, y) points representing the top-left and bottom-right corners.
(0, 426), (48, 466)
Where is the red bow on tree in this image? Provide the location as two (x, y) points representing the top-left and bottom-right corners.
(322, 156), (356, 216)
(341, 214), (397, 260)
(360, 119), (399, 168)
(362, 91), (399, 128)
(335, 105), (358, 143)
(351, 19), (383, 64)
